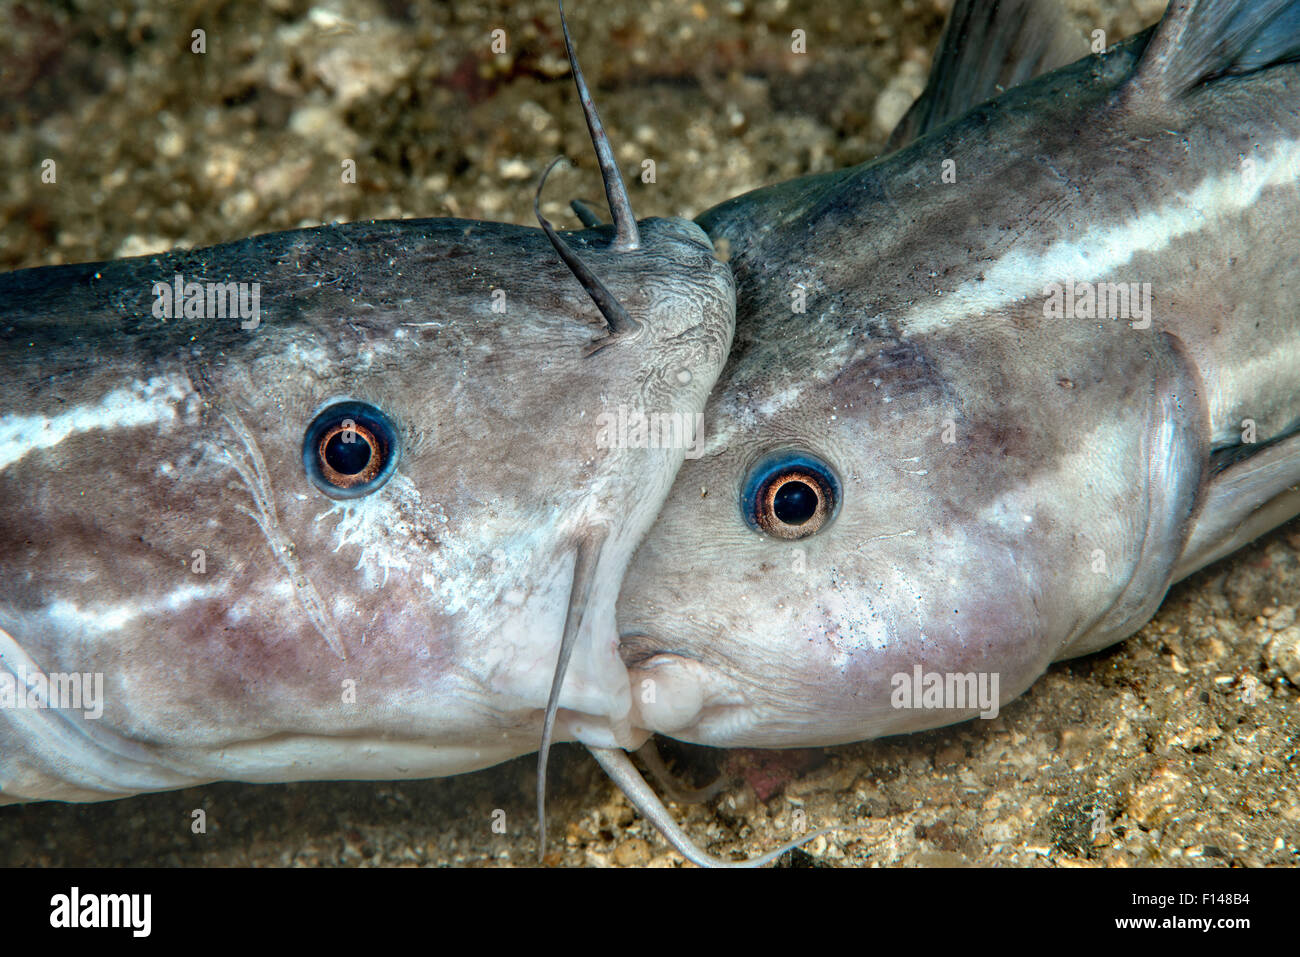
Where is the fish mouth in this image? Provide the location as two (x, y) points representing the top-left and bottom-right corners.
(615, 633), (756, 743)
(617, 631), (676, 668)
(617, 631), (714, 669)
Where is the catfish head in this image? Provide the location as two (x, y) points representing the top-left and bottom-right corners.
(0, 4), (734, 852)
(617, 0), (1300, 774)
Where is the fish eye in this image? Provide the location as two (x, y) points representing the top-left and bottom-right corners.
(302, 400), (401, 499)
(742, 451), (840, 540)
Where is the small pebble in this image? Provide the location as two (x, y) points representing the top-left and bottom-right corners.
(613, 838), (651, 867)
(1265, 627), (1300, 685)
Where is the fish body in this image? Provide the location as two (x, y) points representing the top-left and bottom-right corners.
(617, 0), (1300, 754)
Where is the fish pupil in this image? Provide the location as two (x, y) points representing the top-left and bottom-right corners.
(773, 480), (817, 525)
(324, 431), (373, 475)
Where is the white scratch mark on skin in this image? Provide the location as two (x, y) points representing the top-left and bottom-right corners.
(319, 474), (479, 613)
(219, 406), (346, 659)
(856, 529), (918, 548)
(0, 376), (189, 471)
(901, 138), (1300, 336)
(316, 472), (555, 621)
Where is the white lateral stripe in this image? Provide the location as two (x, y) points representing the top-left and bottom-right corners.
(0, 376), (190, 471)
(42, 583), (223, 635)
(901, 139), (1300, 336)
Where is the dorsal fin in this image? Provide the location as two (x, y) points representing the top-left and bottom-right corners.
(889, 0), (1088, 149)
(1128, 0), (1300, 101)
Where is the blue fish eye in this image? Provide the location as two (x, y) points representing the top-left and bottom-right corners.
(741, 451), (840, 540)
(302, 400), (401, 499)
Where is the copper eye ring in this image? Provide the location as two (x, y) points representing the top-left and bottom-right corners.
(317, 421), (383, 489)
(755, 468), (833, 539)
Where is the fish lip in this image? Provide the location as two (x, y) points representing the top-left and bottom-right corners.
(616, 632), (697, 669)
(616, 639), (747, 743)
